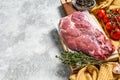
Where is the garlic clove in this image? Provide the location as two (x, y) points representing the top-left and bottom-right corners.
(112, 63), (120, 74)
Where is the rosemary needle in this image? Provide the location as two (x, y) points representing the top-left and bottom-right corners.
(56, 51), (100, 68)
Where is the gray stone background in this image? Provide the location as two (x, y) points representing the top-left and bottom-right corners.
(0, 0), (71, 80)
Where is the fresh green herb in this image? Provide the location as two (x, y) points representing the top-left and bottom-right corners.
(56, 51), (100, 68)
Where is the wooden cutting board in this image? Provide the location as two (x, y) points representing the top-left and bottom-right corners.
(60, 0), (119, 63)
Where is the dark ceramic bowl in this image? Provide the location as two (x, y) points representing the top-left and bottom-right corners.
(72, 0), (96, 11)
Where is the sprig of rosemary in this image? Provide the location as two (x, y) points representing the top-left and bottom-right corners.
(56, 51), (100, 68)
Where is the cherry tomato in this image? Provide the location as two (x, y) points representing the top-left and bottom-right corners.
(112, 8), (119, 15)
(113, 22), (118, 29)
(105, 22), (115, 32)
(116, 15), (120, 22)
(110, 29), (120, 40)
(103, 14), (110, 24)
(103, 14), (116, 24)
(112, 8), (120, 14)
(112, 8), (118, 13)
(97, 9), (106, 19)
(111, 17), (116, 22)
(118, 9), (120, 14)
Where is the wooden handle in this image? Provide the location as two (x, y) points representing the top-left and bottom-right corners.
(60, 0), (76, 15)
(61, 0), (71, 4)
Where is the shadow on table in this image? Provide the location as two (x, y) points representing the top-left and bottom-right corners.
(49, 6), (72, 79)
(50, 28), (64, 52)
(50, 29), (71, 79)
(58, 6), (66, 17)
(56, 63), (71, 79)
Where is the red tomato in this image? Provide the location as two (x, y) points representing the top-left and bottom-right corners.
(113, 22), (118, 29)
(112, 8), (118, 13)
(116, 15), (120, 22)
(112, 8), (119, 15)
(109, 15), (116, 22)
(115, 8), (120, 14)
(105, 22), (115, 32)
(97, 9), (106, 19)
(111, 17), (116, 22)
(110, 29), (120, 40)
(103, 14), (110, 24)
(118, 9), (120, 14)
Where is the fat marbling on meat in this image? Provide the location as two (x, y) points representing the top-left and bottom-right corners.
(59, 11), (115, 60)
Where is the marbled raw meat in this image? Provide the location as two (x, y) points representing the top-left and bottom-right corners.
(59, 11), (115, 60)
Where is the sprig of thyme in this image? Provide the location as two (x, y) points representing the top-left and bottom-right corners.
(56, 51), (100, 68)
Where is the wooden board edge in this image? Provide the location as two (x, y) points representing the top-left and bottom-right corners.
(59, 0), (120, 74)
(60, 0), (72, 4)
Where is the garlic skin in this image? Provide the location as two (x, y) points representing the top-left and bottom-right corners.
(113, 63), (120, 74)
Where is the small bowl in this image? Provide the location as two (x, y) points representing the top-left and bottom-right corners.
(72, 0), (96, 11)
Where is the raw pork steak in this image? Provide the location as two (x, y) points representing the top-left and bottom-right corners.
(59, 11), (115, 60)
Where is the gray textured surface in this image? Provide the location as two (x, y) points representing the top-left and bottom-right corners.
(0, 0), (71, 80)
